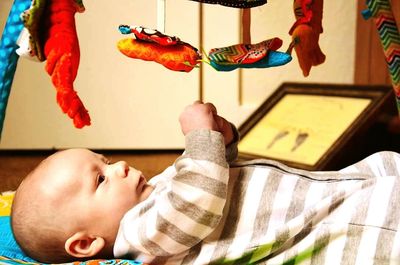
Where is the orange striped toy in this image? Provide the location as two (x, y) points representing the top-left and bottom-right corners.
(117, 38), (201, 72)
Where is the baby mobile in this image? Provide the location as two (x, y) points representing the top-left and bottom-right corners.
(117, 0), (325, 74)
(0, 0), (326, 137)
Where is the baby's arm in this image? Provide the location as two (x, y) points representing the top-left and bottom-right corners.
(115, 102), (230, 260)
(180, 101), (240, 163)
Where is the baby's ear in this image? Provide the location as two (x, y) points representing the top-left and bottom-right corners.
(65, 231), (105, 258)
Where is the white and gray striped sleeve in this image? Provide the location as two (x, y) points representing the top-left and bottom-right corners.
(114, 129), (230, 258)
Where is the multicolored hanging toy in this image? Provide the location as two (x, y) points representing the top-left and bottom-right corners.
(206, 38), (292, 71)
(363, 0), (400, 114)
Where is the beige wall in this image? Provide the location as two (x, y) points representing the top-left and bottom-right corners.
(0, 0), (357, 149)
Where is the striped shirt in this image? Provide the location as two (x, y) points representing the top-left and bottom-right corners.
(114, 129), (400, 265)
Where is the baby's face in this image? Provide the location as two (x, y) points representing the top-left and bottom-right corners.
(40, 149), (154, 243)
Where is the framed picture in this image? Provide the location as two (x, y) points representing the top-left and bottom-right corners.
(238, 83), (393, 170)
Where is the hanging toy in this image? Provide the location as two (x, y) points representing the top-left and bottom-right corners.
(12, 0), (90, 128)
(117, 0), (201, 72)
(207, 8), (292, 71)
(117, 25), (201, 72)
(19, 0), (90, 128)
(207, 38), (292, 71)
(289, 0), (325, 77)
(362, 0), (400, 114)
(209, 38), (283, 65)
(43, 0), (90, 128)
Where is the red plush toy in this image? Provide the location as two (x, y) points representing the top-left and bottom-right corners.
(43, 0), (90, 128)
(19, 0), (90, 128)
(289, 0), (325, 77)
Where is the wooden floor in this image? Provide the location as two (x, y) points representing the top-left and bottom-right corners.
(0, 150), (181, 192)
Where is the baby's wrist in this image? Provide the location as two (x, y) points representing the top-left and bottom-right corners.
(185, 129), (225, 154)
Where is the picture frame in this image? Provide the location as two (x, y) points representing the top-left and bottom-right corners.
(238, 83), (393, 170)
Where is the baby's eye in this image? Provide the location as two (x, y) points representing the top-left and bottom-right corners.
(97, 175), (105, 186)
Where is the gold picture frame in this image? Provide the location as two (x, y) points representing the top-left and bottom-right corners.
(238, 83), (393, 170)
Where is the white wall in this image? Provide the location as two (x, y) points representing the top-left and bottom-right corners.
(0, 0), (357, 149)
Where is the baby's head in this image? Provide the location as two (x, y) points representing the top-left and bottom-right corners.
(11, 148), (153, 263)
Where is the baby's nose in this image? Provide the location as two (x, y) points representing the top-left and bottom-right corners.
(113, 161), (129, 177)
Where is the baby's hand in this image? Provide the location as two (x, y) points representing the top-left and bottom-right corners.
(214, 115), (234, 146)
(179, 101), (234, 145)
(179, 101), (219, 135)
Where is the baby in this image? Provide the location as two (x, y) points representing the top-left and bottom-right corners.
(11, 101), (237, 263)
(11, 101), (400, 264)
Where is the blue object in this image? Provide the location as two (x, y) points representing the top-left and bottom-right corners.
(362, 0), (372, 19)
(0, 0), (31, 138)
(209, 50), (292, 71)
(0, 216), (146, 264)
(361, 9), (372, 19)
(0, 216), (143, 265)
(0, 216), (37, 262)
(119, 25), (132, 35)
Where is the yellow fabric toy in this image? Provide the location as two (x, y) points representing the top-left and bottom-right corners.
(0, 191), (13, 217)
